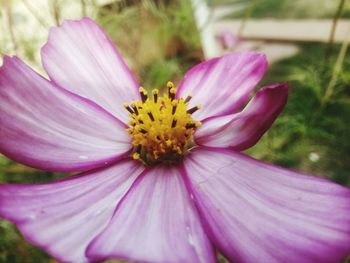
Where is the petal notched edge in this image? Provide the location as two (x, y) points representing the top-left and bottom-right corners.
(195, 83), (288, 150)
(177, 51), (268, 121)
(184, 148), (350, 263)
(41, 17), (140, 123)
(86, 166), (215, 263)
(0, 159), (144, 263)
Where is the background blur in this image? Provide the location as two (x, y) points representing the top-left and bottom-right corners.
(0, 0), (350, 262)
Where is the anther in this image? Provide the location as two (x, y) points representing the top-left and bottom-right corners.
(133, 152), (140, 160)
(169, 87), (177, 100)
(167, 81), (174, 91)
(187, 105), (201, 114)
(172, 101), (178, 115)
(152, 89), (159, 103)
(123, 103), (134, 114)
(128, 120), (136, 126)
(135, 144), (142, 154)
(184, 94), (192, 103)
(171, 118), (177, 128)
(140, 128), (148, 134)
(139, 87), (148, 103)
(131, 103), (139, 115)
(147, 112), (155, 121)
(186, 123), (196, 129)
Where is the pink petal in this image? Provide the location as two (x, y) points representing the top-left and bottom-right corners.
(177, 51), (268, 121)
(184, 148), (350, 263)
(216, 31), (241, 50)
(0, 56), (130, 172)
(41, 17), (140, 123)
(0, 159), (144, 263)
(87, 166), (215, 263)
(195, 83), (288, 150)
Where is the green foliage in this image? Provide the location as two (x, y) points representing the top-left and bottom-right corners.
(214, 0), (350, 19)
(96, 0), (201, 83)
(247, 43), (350, 186)
(139, 58), (182, 88)
(0, 220), (50, 263)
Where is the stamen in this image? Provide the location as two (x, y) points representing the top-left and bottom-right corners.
(123, 103), (134, 114)
(171, 118), (177, 128)
(133, 152), (140, 160)
(152, 89), (158, 103)
(184, 94), (192, 103)
(139, 87), (148, 103)
(140, 128), (148, 134)
(167, 81), (174, 93)
(172, 101), (178, 115)
(169, 87), (177, 101)
(187, 105), (201, 114)
(131, 103), (139, 115)
(135, 144), (142, 154)
(126, 81), (201, 165)
(147, 112), (155, 121)
(186, 123), (196, 129)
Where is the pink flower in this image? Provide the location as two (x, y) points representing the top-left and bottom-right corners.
(216, 31), (241, 50)
(0, 18), (349, 263)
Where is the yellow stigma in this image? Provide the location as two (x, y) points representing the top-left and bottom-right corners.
(125, 81), (201, 165)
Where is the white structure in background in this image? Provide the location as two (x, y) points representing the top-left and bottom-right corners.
(191, 1), (350, 62)
(309, 152), (320, 163)
(0, 0), (117, 69)
(191, 0), (299, 62)
(213, 19), (350, 43)
(191, 0), (217, 58)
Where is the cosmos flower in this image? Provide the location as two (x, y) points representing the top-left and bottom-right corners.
(0, 18), (349, 263)
(216, 31), (241, 51)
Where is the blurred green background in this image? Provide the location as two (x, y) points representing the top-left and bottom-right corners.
(1, 0), (350, 262)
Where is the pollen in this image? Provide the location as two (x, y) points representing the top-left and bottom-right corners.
(125, 81), (201, 165)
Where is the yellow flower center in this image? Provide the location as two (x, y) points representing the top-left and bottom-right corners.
(125, 81), (201, 166)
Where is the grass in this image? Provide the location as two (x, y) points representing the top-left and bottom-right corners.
(96, 0), (202, 89)
(247, 43), (350, 186)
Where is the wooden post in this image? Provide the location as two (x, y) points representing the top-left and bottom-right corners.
(191, 0), (218, 58)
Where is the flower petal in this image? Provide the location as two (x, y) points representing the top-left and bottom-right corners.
(0, 56), (130, 172)
(41, 17), (140, 123)
(87, 166), (215, 263)
(195, 83), (288, 150)
(0, 159), (144, 263)
(184, 148), (350, 263)
(177, 51), (268, 120)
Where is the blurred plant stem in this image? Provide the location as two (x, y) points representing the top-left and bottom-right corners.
(81, 0), (87, 16)
(321, 26), (350, 106)
(50, 0), (61, 26)
(324, 0), (346, 62)
(4, 0), (18, 54)
(22, 0), (49, 28)
(238, 0), (257, 37)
